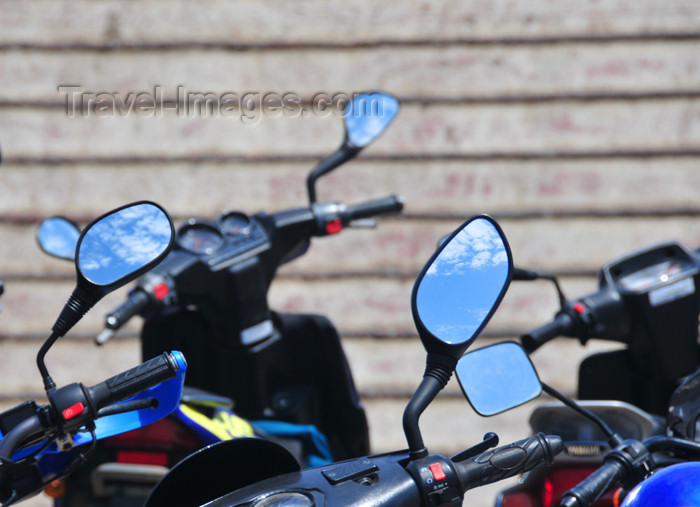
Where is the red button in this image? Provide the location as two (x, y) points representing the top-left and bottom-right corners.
(429, 462), (446, 481)
(153, 283), (170, 301)
(62, 402), (85, 420)
(325, 218), (343, 235)
(573, 302), (586, 314)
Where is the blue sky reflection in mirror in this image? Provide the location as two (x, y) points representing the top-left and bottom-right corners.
(37, 217), (80, 260)
(457, 342), (542, 416)
(344, 92), (399, 147)
(77, 203), (171, 286)
(415, 218), (509, 346)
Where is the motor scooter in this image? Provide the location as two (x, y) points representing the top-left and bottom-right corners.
(495, 240), (700, 506)
(457, 339), (700, 507)
(36, 92), (403, 504)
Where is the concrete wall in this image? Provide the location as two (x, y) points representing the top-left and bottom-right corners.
(1, 1), (699, 505)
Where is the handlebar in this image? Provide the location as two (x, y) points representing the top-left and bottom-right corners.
(521, 286), (629, 353)
(343, 195), (404, 222)
(85, 352), (184, 410)
(104, 290), (150, 332)
(560, 461), (626, 507)
(202, 433), (563, 506)
(0, 416), (43, 462)
(98, 195), (405, 342)
(521, 312), (577, 353)
(455, 433), (563, 491)
(559, 436), (700, 507)
(0, 352), (185, 463)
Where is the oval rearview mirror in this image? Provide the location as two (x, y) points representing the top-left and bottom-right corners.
(412, 215), (513, 359)
(306, 91), (399, 203)
(36, 217), (81, 261)
(456, 341), (542, 416)
(77, 202), (173, 289)
(344, 92), (399, 148)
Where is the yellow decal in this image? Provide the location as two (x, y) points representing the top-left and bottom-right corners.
(178, 405), (255, 440)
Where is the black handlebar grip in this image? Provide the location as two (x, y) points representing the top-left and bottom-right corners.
(86, 352), (182, 410)
(345, 195), (404, 221)
(559, 461), (626, 507)
(455, 433), (563, 492)
(105, 290), (150, 330)
(521, 312), (576, 353)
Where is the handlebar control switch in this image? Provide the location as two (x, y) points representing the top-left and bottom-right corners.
(407, 455), (462, 506)
(311, 202), (343, 237)
(608, 440), (653, 489)
(49, 383), (92, 429)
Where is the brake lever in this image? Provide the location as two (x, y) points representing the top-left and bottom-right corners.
(95, 398), (158, 418)
(451, 432), (499, 462)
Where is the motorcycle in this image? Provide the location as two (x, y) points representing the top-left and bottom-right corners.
(142, 214), (566, 507)
(455, 339), (700, 507)
(557, 353), (700, 507)
(495, 240), (700, 507)
(36, 92), (403, 504)
(459, 335), (700, 507)
(0, 201), (189, 505)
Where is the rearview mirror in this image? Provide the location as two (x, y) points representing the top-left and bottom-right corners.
(344, 92), (399, 148)
(51, 201), (175, 337)
(456, 342), (541, 416)
(76, 202), (173, 288)
(36, 216), (81, 261)
(412, 215), (512, 360)
(307, 91), (399, 203)
(39, 201), (175, 392)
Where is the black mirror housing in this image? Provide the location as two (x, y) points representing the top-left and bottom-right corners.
(50, 201), (174, 337)
(411, 215), (513, 361)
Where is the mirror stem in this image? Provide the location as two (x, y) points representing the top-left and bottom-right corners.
(306, 144), (360, 203)
(403, 357), (454, 460)
(37, 330), (60, 393)
(38, 287), (95, 393)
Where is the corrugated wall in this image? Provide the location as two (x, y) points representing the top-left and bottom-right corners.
(1, 2), (699, 505)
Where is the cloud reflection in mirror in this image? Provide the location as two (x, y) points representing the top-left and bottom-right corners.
(345, 92), (399, 148)
(37, 217), (81, 260)
(416, 218), (509, 345)
(78, 203), (171, 286)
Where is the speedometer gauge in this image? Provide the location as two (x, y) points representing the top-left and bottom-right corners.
(617, 259), (695, 292)
(217, 211), (252, 237)
(176, 220), (224, 255)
